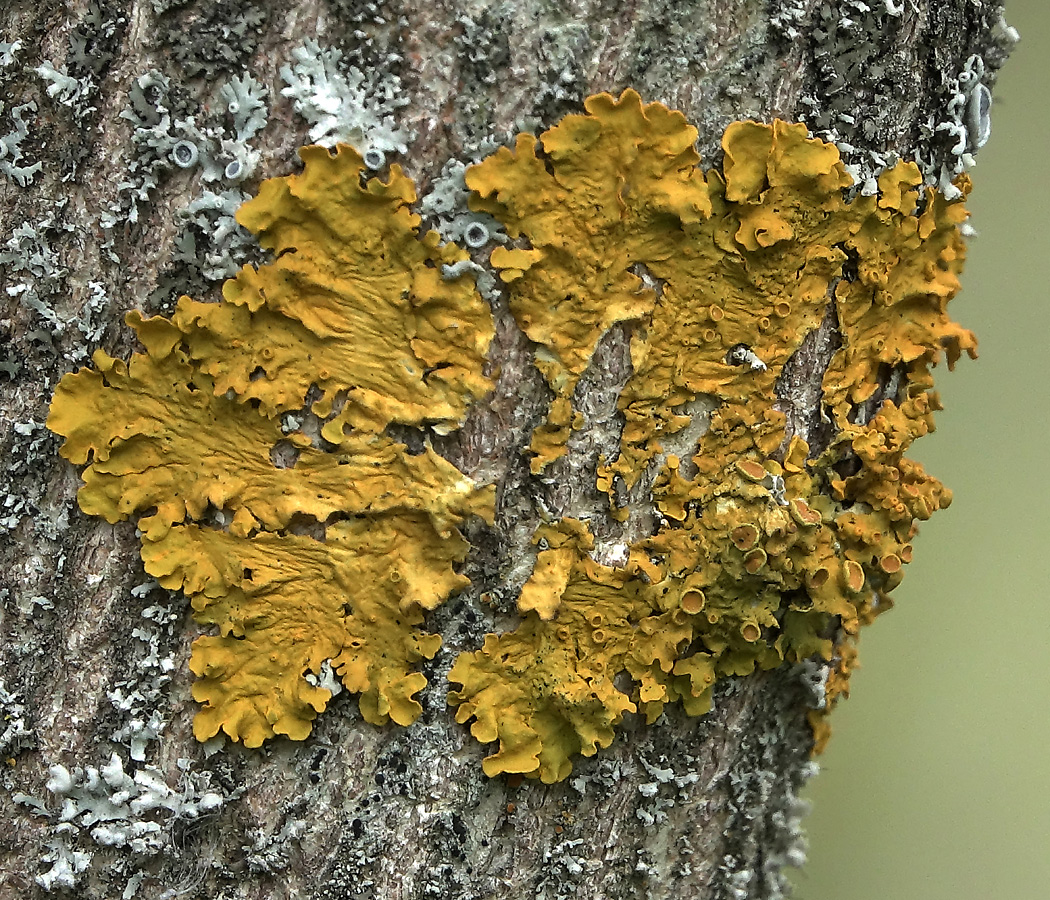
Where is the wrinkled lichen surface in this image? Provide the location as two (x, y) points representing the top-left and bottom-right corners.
(48, 144), (495, 747)
(49, 90), (974, 783)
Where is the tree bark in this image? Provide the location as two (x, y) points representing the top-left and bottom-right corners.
(0, 1), (1014, 898)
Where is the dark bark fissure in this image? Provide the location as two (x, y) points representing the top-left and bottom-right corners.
(774, 292), (842, 460)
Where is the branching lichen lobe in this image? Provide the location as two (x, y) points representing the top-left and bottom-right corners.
(48, 144), (495, 746)
(449, 90), (974, 780)
(48, 91), (974, 781)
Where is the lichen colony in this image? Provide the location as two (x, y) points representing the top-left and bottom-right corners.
(48, 91), (975, 782)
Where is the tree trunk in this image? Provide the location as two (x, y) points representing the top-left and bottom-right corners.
(0, 1), (1014, 898)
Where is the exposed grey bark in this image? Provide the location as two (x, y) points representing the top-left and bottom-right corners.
(0, 1), (1013, 898)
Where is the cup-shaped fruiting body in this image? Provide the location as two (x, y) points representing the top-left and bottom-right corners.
(171, 139), (199, 168)
(449, 90), (974, 781)
(362, 147), (386, 170)
(463, 221), (490, 249)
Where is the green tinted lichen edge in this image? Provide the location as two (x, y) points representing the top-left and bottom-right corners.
(47, 90), (975, 783)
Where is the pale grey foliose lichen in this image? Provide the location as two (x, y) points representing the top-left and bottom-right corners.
(280, 38), (410, 155)
(0, 101), (43, 186)
(0, 679), (34, 761)
(14, 753), (228, 892)
(106, 583), (181, 762)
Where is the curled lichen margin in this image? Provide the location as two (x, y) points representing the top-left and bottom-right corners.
(47, 142), (496, 747)
(48, 91), (975, 781)
(446, 89), (975, 782)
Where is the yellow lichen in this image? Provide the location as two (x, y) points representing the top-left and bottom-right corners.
(448, 521), (711, 783)
(48, 93), (975, 778)
(48, 145), (495, 745)
(466, 92), (711, 473)
(447, 91), (974, 781)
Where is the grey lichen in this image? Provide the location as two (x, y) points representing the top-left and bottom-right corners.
(15, 753), (228, 892)
(110, 67), (268, 297)
(421, 157), (506, 300)
(0, 101), (43, 186)
(0, 679), (35, 762)
(0, 210), (111, 377)
(0, 40), (21, 68)
(932, 52), (996, 198)
(16, 1), (126, 181)
(279, 39), (410, 154)
(1, 420), (63, 536)
(2, 216), (70, 331)
(33, 838), (91, 892)
(154, 0), (269, 81)
(34, 61), (89, 110)
(532, 22), (591, 121)
(419, 158), (504, 242)
(176, 189), (253, 282)
(219, 73), (268, 143)
(105, 583), (181, 762)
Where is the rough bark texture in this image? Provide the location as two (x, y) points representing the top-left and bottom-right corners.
(0, 1), (1013, 898)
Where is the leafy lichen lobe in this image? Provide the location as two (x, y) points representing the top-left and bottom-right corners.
(48, 92), (974, 781)
(450, 91), (973, 782)
(48, 144), (495, 746)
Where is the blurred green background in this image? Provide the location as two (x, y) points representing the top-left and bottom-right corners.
(798, 2), (1050, 898)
